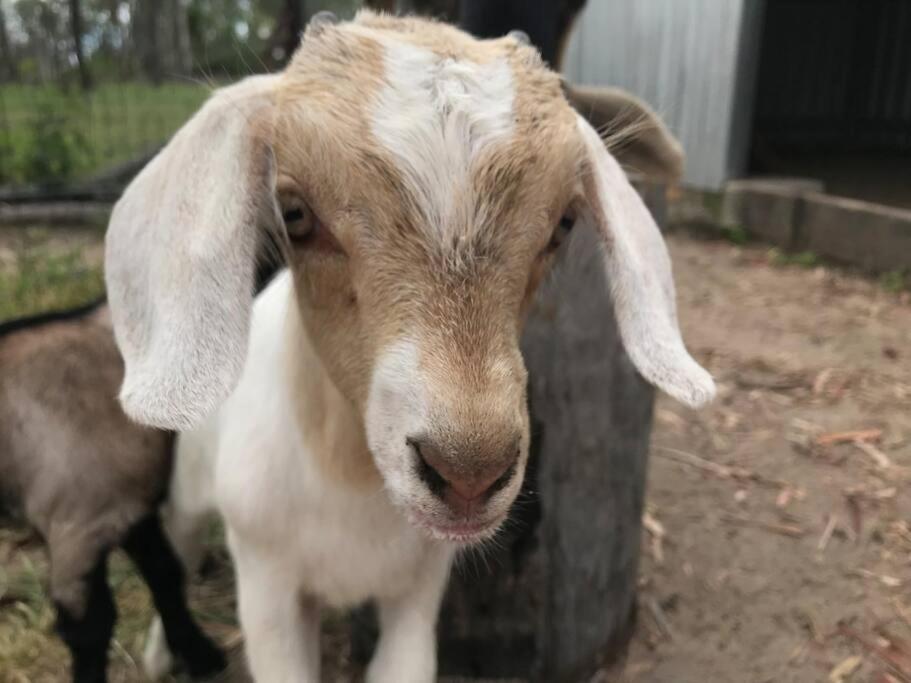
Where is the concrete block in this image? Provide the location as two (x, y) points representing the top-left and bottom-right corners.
(801, 193), (911, 273)
(721, 180), (809, 249)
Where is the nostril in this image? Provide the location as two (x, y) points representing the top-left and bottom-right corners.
(486, 455), (518, 498)
(407, 437), (447, 499)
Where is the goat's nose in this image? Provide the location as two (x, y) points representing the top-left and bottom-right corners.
(410, 438), (517, 516)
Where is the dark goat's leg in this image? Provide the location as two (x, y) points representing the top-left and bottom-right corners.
(121, 513), (226, 678)
(53, 553), (116, 683)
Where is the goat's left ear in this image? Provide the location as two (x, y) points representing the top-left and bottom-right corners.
(576, 114), (714, 408)
(566, 83), (684, 183)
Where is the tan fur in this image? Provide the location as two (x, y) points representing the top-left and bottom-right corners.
(284, 293), (382, 490)
(267, 14), (584, 486)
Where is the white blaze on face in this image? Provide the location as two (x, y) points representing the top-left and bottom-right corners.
(365, 339), (429, 505)
(371, 39), (516, 235)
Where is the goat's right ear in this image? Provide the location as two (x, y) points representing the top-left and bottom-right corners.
(565, 83), (684, 183)
(104, 75), (281, 430)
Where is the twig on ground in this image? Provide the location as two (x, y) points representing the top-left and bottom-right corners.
(653, 445), (788, 489)
(646, 597), (676, 641)
(839, 626), (911, 682)
(845, 486), (898, 501)
(642, 512), (666, 565)
(892, 522), (911, 546)
(818, 514), (838, 552)
(816, 429), (882, 447)
(848, 568), (903, 588)
(894, 600), (911, 632)
(735, 370), (807, 391)
(722, 513), (806, 538)
(813, 368), (834, 395)
(854, 440), (893, 469)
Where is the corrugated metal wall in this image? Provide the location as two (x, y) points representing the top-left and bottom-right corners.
(563, 0), (763, 188)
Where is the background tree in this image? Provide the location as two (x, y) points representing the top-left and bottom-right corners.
(0, 2), (18, 82)
(133, 0), (162, 84)
(68, 0), (93, 89)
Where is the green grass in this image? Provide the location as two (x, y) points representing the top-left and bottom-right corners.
(0, 228), (106, 320)
(0, 82), (210, 185)
(0, 530), (176, 683)
(879, 269), (909, 293)
(767, 248), (819, 269)
(719, 223), (749, 245)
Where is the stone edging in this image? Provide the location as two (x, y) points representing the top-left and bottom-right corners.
(722, 179), (911, 274)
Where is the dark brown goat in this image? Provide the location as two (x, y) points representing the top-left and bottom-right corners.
(0, 301), (224, 683)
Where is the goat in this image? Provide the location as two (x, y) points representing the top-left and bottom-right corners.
(103, 11), (714, 682)
(0, 302), (225, 682)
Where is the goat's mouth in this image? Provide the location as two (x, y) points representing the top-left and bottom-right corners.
(410, 510), (507, 545)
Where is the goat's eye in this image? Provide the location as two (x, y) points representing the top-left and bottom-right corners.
(282, 204), (315, 242)
(546, 214), (575, 253)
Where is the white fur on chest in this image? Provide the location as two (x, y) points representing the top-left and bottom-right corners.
(210, 273), (442, 608)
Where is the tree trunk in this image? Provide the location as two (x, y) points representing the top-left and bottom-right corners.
(173, 0), (193, 76)
(0, 3), (17, 82)
(134, 0), (163, 84)
(261, 0), (305, 68)
(69, 0), (93, 90)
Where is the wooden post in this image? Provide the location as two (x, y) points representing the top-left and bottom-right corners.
(436, 190), (660, 681)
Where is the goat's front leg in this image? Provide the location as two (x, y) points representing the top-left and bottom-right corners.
(49, 539), (116, 683)
(367, 545), (453, 683)
(230, 531), (320, 683)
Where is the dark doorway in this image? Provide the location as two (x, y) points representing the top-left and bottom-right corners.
(749, 0), (911, 209)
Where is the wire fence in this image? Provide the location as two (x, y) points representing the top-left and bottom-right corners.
(0, 80), (211, 191)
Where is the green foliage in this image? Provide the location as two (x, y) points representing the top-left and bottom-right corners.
(719, 224), (749, 245)
(879, 269), (908, 293)
(0, 82), (210, 185)
(767, 248), (819, 269)
(19, 100), (91, 184)
(700, 190), (725, 222)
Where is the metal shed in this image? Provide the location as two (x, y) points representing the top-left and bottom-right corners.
(564, 0), (911, 199)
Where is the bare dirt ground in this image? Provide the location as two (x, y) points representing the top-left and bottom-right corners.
(1, 229), (909, 682)
(623, 232), (911, 683)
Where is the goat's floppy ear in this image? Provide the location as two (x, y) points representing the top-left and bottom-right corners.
(566, 83), (684, 183)
(576, 114), (714, 408)
(104, 75), (281, 430)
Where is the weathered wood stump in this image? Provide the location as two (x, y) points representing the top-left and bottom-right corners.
(436, 209), (655, 681)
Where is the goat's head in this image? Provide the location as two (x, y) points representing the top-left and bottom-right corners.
(104, 11), (713, 544)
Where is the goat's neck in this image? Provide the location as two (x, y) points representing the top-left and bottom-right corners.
(283, 292), (382, 491)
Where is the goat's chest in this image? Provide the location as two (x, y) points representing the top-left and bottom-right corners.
(217, 430), (432, 608)
(295, 462), (430, 606)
